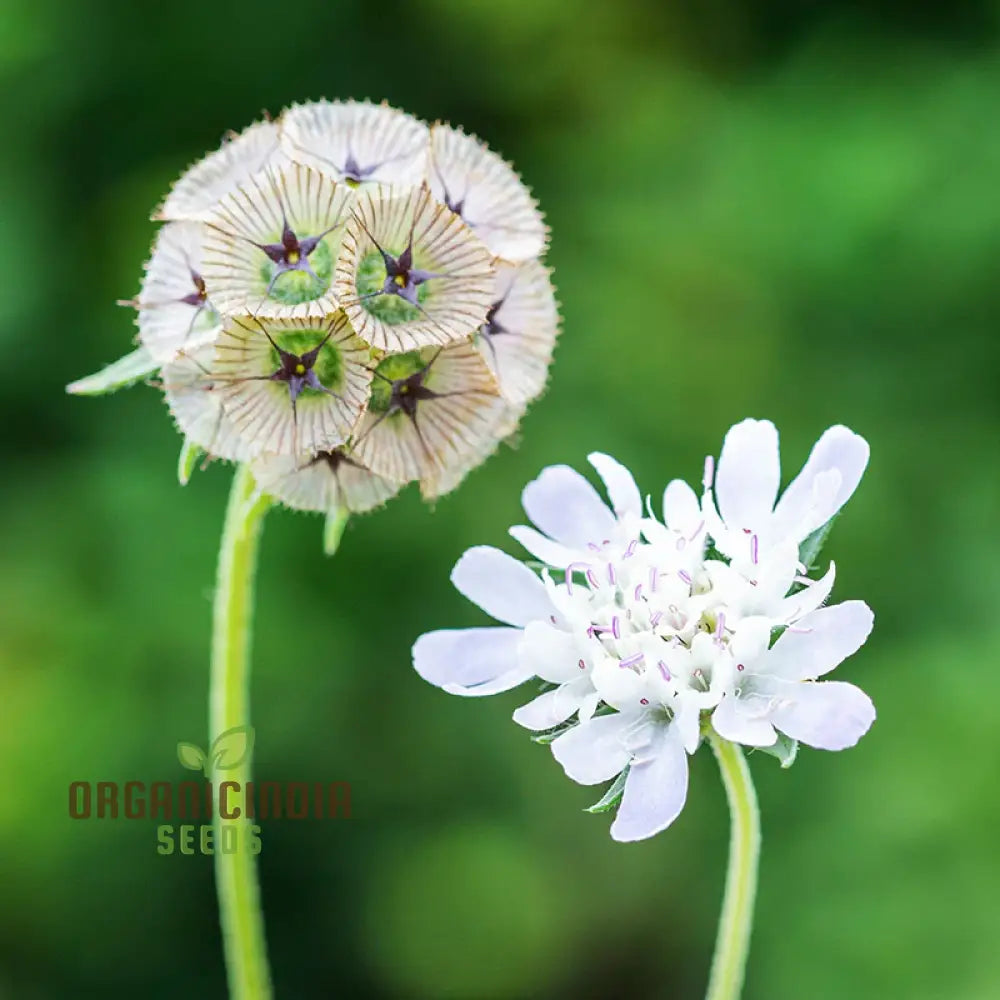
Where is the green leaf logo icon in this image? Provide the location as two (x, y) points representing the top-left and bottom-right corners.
(210, 725), (255, 773)
(177, 742), (209, 775)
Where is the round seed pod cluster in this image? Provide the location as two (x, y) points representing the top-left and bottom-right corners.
(133, 100), (558, 514)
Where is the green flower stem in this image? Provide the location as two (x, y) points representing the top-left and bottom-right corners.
(705, 732), (761, 1000)
(211, 465), (273, 1000)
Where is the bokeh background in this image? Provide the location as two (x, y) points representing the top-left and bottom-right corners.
(2, 0), (999, 997)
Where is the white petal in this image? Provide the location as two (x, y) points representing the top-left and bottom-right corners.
(451, 546), (552, 626)
(773, 426), (870, 542)
(512, 679), (589, 730)
(729, 617), (773, 668)
(771, 680), (875, 750)
(550, 713), (635, 785)
(508, 525), (577, 568)
(610, 727), (689, 842)
(521, 465), (617, 549)
(715, 419), (781, 531)
(519, 621), (585, 684)
(777, 561), (836, 623)
(412, 627), (522, 691)
(588, 453), (642, 519)
(712, 694), (777, 747)
(764, 601), (874, 681)
(662, 479), (702, 535)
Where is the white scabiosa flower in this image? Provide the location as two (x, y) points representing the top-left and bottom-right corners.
(203, 163), (352, 319)
(414, 422), (875, 842)
(280, 99), (429, 189)
(70, 99), (556, 535)
(428, 124), (548, 261)
(155, 119), (285, 222)
(130, 221), (221, 364)
(335, 183), (494, 353)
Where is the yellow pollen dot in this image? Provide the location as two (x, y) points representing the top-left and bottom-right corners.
(295, 363), (306, 375)
(393, 273), (407, 287)
(288, 250), (300, 264)
(345, 177), (360, 189)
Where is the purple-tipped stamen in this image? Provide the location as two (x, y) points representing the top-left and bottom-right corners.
(611, 616), (621, 639)
(751, 534), (759, 565)
(586, 569), (600, 589)
(607, 563), (616, 585)
(623, 539), (638, 559)
(649, 610), (663, 628)
(678, 570), (692, 586)
(657, 660), (671, 682)
(619, 652), (644, 670)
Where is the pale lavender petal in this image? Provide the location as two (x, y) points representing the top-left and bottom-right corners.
(588, 452), (642, 519)
(777, 561), (836, 623)
(715, 419), (781, 532)
(610, 727), (689, 842)
(662, 478), (701, 535)
(712, 693), (777, 747)
(773, 425), (869, 542)
(522, 465), (617, 549)
(771, 680), (875, 750)
(512, 680), (589, 730)
(412, 627), (521, 690)
(451, 545), (552, 626)
(764, 601), (874, 681)
(508, 524), (577, 568)
(550, 713), (634, 785)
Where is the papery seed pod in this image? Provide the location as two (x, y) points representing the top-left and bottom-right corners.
(419, 399), (522, 500)
(161, 346), (252, 463)
(335, 183), (494, 353)
(203, 162), (351, 320)
(475, 259), (559, 406)
(132, 221), (221, 364)
(280, 99), (429, 189)
(154, 119), (286, 222)
(427, 124), (548, 262)
(251, 448), (401, 514)
(352, 340), (505, 484)
(212, 313), (372, 458)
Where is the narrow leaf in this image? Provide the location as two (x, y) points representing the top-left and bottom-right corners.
(585, 766), (629, 813)
(66, 346), (158, 396)
(798, 514), (839, 572)
(323, 507), (350, 556)
(177, 438), (204, 486)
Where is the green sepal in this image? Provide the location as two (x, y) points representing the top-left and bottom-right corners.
(798, 514), (839, 573)
(323, 507), (350, 556)
(177, 438), (204, 486)
(585, 765), (629, 813)
(530, 720), (576, 745)
(755, 732), (798, 768)
(66, 346), (158, 396)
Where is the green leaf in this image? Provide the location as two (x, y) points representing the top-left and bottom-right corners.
(66, 346), (158, 396)
(585, 766), (629, 813)
(177, 438), (204, 486)
(210, 724), (255, 772)
(177, 742), (208, 772)
(323, 507), (350, 556)
(755, 732), (799, 768)
(798, 514), (839, 572)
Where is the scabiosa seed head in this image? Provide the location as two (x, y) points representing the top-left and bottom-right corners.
(69, 99), (558, 527)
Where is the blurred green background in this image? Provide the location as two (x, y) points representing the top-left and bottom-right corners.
(2, 0), (999, 997)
